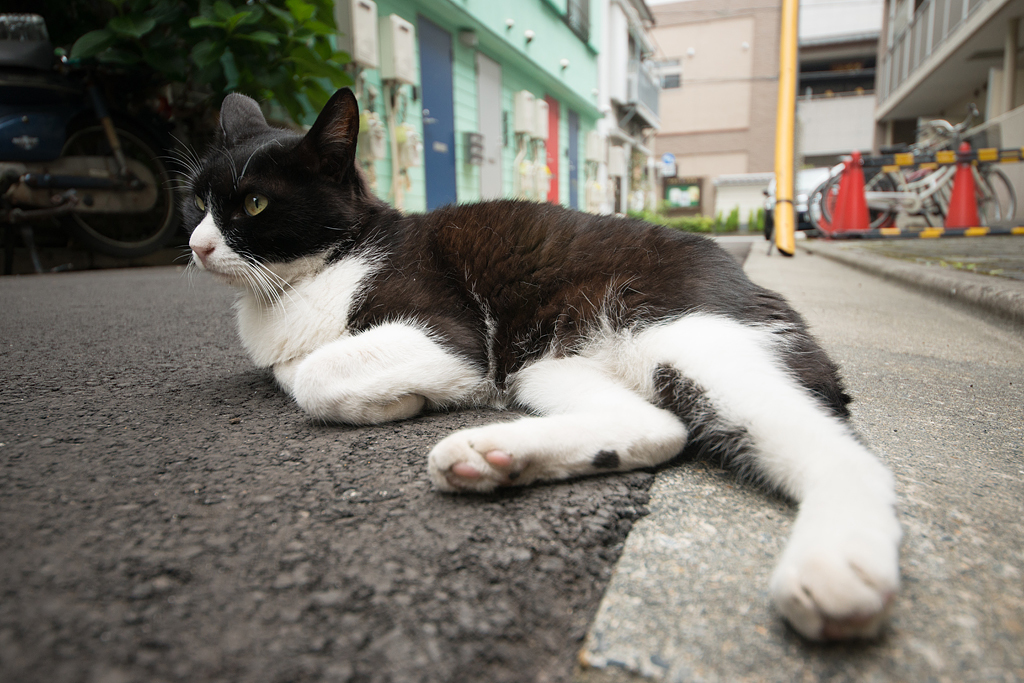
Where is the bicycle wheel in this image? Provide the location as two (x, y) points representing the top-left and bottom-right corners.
(976, 166), (1016, 226)
(818, 168), (895, 229)
(62, 121), (179, 258)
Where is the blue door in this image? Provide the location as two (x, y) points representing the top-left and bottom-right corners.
(417, 17), (457, 210)
(567, 110), (580, 209)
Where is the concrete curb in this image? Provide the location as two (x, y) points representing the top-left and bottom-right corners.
(799, 239), (1024, 329)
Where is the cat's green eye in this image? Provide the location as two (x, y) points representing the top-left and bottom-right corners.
(194, 194), (205, 212)
(244, 193), (269, 216)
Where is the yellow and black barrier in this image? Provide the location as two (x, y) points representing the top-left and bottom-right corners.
(860, 146), (1023, 172)
(824, 225), (1024, 240)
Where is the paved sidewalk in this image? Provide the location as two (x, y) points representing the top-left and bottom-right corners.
(798, 236), (1024, 330)
(578, 238), (1024, 682)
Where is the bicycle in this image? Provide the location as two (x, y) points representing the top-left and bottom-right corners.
(810, 105), (1016, 230)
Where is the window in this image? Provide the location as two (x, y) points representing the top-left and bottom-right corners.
(652, 59), (681, 90)
(566, 0), (590, 43)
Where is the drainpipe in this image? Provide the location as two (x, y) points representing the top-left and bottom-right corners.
(773, 0), (799, 256)
(1004, 18), (1019, 115)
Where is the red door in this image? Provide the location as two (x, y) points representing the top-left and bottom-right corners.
(545, 95), (560, 203)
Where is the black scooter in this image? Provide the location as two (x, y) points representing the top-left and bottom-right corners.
(1, 13), (179, 273)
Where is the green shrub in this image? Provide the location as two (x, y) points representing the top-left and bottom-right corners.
(64, 0), (352, 124)
(626, 210), (716, 233)
(725, 206), (740, 232)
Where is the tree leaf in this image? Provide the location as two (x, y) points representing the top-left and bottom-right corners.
(236, 30), (280, 45)
(302, 20), (335, 36)
(214, 1), (237, 21)
(220, 47), (240, 91)
(108, 15), (158, 38)
(191, 39), (224, 68)
(285, 0), (315, 23)
(264, 4), (295, 25)
(189, 16), (224, 29)
(70, 29), (116, 59)
(236, 6), (265, 25)
(97, 47), (142, 65)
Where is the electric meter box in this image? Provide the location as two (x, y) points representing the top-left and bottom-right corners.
(379, 13), (416, 84)
(513, 90), (536, 135)
(533, 99), (549, 141)
(335, 0), (379, 69)
(608, 145), (627, 177)
(585, 131), (606, 163)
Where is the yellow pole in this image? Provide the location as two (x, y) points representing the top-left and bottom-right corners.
(773, 0), (799, 256)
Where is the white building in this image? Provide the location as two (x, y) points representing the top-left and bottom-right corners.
(876, 0), (1024, 221)
(593, 0), (661, 214)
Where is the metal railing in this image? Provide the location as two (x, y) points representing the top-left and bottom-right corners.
(879, 0), (989, 105)
(627, 59), (660, 126)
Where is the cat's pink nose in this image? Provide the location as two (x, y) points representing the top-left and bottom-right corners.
(190, 239), (214, 265)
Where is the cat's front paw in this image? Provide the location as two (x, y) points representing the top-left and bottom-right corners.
(428, 429), (531, 493)
(770, 513), (900, 640)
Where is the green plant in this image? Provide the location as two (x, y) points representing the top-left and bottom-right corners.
(725, 206), (740, 233)
(68, 0), (351, 123)
(627, 210), (716, 233)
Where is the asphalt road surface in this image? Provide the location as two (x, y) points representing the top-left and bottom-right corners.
(0, 237), (751, 683)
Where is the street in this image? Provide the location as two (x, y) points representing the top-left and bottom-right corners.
(0, 266), (651, 683)
(2, 235), (1023, 683)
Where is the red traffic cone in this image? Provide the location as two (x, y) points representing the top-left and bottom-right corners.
(945, 142), (980, 229)
(832, 151), (870, 233)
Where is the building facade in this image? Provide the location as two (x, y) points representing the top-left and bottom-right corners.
(875, 0), (1024, 221)
(797, 30), (881, 168)
(333, 0), (659, 215)
(592, 0), (661, 215)
(649, 0), (781, 218)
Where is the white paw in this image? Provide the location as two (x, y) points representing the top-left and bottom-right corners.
(770, 517), (900, 640)
(428, 427), (533, 493)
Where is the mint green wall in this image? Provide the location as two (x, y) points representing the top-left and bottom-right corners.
(452, 35), (480, 203)
(349, 0), (599, 211)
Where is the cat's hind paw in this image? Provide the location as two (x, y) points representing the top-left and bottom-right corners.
(428, 431), (528, 493)
(770, 527), (899, 641)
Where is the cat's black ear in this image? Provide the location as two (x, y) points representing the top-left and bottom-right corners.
(219, 93), (270, 145)
(297, 88), (360, 178)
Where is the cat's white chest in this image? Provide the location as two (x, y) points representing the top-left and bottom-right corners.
(234, 254), (376, 369)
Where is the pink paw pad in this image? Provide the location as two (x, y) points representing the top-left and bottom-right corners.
(484, 450), (513, 468)
(450, 463), (481, 479)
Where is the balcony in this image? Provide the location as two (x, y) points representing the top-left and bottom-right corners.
(798, 92), (877, 156)
(877, 0), (1021, 120)
(627, 59), (661, 129)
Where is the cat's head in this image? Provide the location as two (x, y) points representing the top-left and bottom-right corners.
(185, 88), (371, 289)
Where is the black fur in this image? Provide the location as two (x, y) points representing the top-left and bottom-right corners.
(184, 88), (851, 420)
(592, 450), (621, 470)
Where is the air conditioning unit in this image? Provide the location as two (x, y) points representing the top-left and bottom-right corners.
(533, 98), (549, 141)
(379, 13), (416, 84)
(336, 0), (379, 69)
(513, 90), (536, 136)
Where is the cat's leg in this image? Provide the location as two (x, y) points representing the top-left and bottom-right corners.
(637, 314), (901, 641)
(428, 354), (688, 491)
(289, 322), (483, 424)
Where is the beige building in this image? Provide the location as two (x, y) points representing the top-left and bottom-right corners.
(649, 0), (782, 216)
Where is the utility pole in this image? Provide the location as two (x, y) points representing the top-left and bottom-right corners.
(773, 0), (799, 256)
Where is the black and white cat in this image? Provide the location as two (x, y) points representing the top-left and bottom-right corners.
(185, 88), (901, 641)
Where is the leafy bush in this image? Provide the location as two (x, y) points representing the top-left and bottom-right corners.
(65, 0), (351, 123)
(627, 210), (716, 233)
(725, 206), (740, 232)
